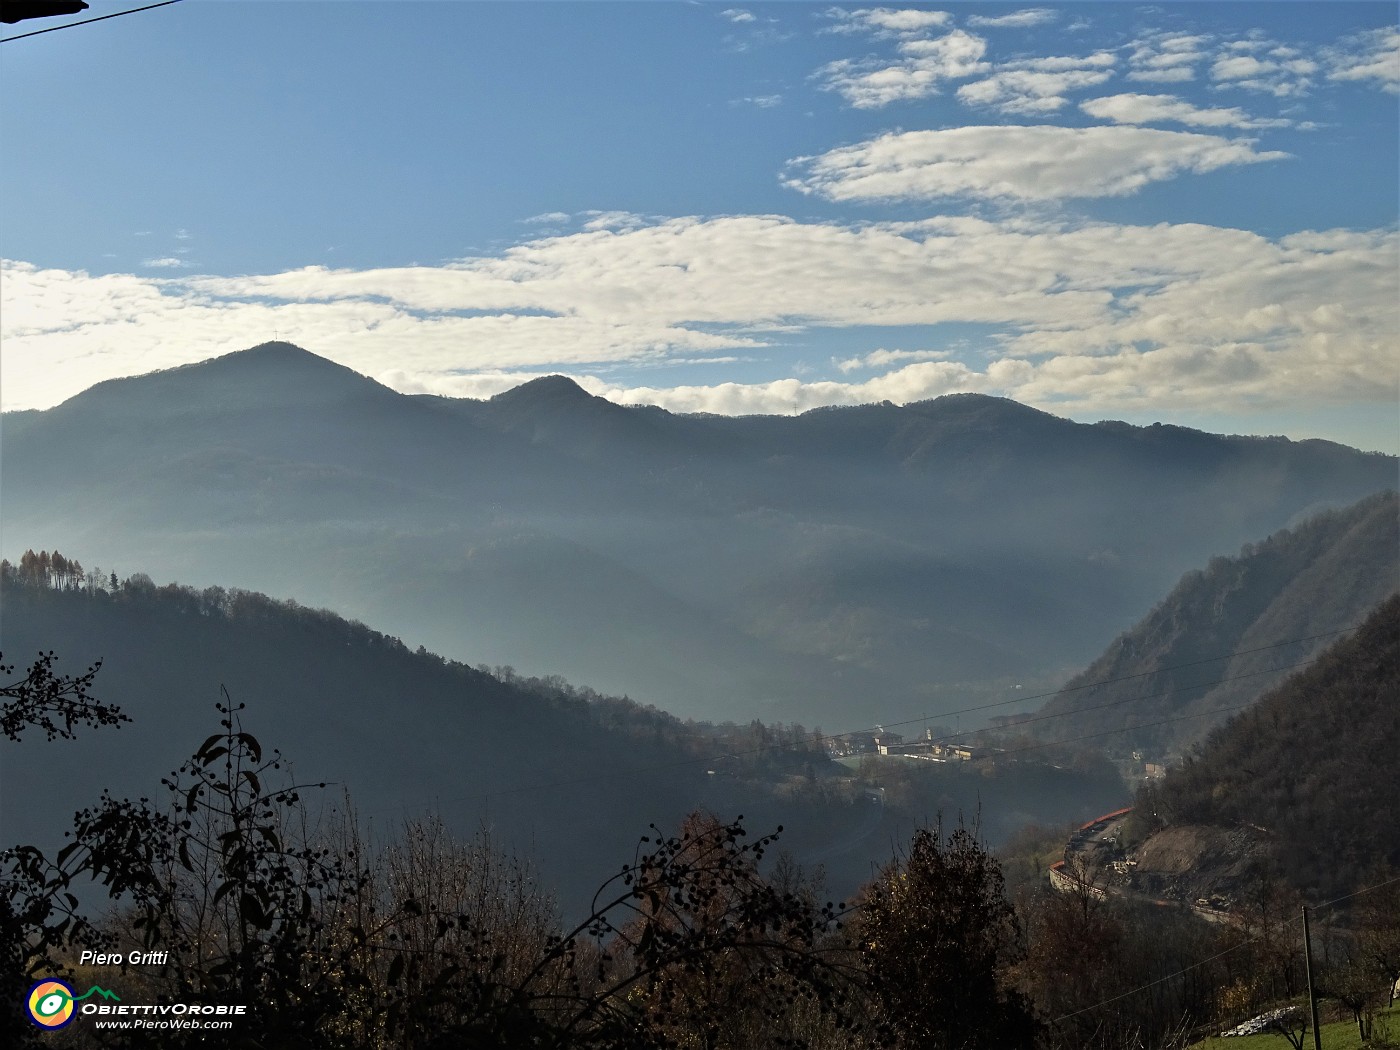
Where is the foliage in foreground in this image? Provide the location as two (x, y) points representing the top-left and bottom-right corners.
(6, 648), (1399, 1050)
(3, 680), (881, 1049)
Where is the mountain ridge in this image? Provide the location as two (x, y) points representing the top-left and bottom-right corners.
(26, 343), (1391, 463)
(1034, 489), (1399, 757)
(3, 342), (1394, 726)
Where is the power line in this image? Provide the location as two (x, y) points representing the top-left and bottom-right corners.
(931, 657), (1316, 748)
(631, 625), (1352, 785)
(350, 623), (1359, 820)
(367, 686), (1255, 820)
(1051, 937), (1259, 1024)
(1, 0), (185, 43)
(354, 627), (1351, 822)
(878, 624), (1360, 732)
(1312, 872), (1400, 913)
(1050, 873), (1400, 1024)
(530, 626), (1350, 789)
(994, 700), (1261, 759)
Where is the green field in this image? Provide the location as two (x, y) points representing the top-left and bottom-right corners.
(1192, 1003), (1399, 1049)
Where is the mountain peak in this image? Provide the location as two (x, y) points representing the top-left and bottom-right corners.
(913, 392), (1063, 422)
(202, 341), (362, 378)
(491, 375), (594, 404)
(477, 374), (668, 453)
(56, 342), (393, 417)
(230, 340), (319, 361)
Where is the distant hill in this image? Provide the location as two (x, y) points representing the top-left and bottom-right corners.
(0, 571), (700, 917)
(1135, 594), (1400, 898)
(3, 342), (1394, 727)
(0, 569), (1126, 917)
(1033, 491), (1398, 757)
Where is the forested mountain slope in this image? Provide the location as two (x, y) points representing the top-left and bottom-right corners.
(0, 573), (732, 916)
(1136, 594), (1400, 897)
(0, 567), (1128, 916)
(3, 342), (1393, 726)
(1034, 491), (1398, 757)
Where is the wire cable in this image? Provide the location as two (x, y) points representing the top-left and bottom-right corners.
(505, 626), (1351, 796)
(925, 657), (1316, 749)
(867, 625), (1359, 734)
(354, 635), (1344, 822)
(1, 0), (185, 43)
(994, 700), (1260, 759)
(1311, 872), (1400, 913)
(1050, 873), (1400, 1023)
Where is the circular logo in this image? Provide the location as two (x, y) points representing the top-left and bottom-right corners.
(27, 980), (76, 1029)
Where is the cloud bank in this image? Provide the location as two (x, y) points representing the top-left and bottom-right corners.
(1080, 93), (1291, 129)
(816, 28), (987, 107)
(784, 125), (1290, 202)
(5, 214), (1394, 424)
(1325, 27), (1400, 93)
(966, 9), (1057, 30)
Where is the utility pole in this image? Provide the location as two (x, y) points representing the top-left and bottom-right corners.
(1302, 905), (1323, 1050)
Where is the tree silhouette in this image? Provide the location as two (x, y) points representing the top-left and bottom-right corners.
(856, 821), (1037, 1050)
(1, 648), (124, 1047)
(0, 648), (121, 743)
(5, 691), (876, 1048)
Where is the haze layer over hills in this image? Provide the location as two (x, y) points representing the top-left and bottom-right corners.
(2, 342), (1394, 728)
(1035, 490), (1399, 757)
(0, 573), (1128, 917)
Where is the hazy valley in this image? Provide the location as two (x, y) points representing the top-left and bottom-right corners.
(4, 343), (1393, 731)
(7, 2), (1399, 1044)
(3, 344), (1396, 1049)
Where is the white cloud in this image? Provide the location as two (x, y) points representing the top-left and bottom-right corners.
(1210, 48), (1317, 97)
(142, 257), (188, 269)
(734, 94), (783, 108)
(721, 8), (755, 23)
(1127, 31), (1209, 83)
(815, 60), (937, 108)
(375, 369), (554, 400)
(580, 210), (650, 231)
(4, 217), (1394, 424)
(824, 7), (952, 37)
(1080, 93), (1290, 129)
(836, 348), (954, 372)
(816, 29), (986, 107)
(956, 52), (1115, 114)
(896, 29), (987, 66)
(784, 125), (1289, 202)
(1007, 52), (1116, 73)
(1129, 66), (1195, 84)
(967, 8), (1057, 29)
(1212, 55), (1268, 79)
(1324, 27), (1400, 93)
(523, 211), (571, 224)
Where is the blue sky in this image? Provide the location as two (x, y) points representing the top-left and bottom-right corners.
(2, 1), (1397, 451)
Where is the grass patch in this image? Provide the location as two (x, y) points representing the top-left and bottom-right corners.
(1192, 1003), (1399, 1049)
